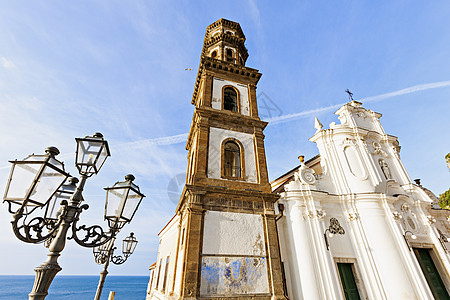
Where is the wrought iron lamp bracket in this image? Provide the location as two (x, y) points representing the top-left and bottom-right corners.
(94, 246), (114, 265)
(110, 251), (128, 265)
(10, 200), (68, 244)
(437, 228), (448, 253)
(324, 217), (345, 251)
(69, 205), (115, 248)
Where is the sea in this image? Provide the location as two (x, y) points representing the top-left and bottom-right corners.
(0, 275), (149, 300)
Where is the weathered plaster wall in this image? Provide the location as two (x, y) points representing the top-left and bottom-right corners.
(203, 211), (265, 255)
(207, 127), (257, 183)
(211, 77), (250, 116)
(200, 257), (269, 295)
(201, 211), (269, 296)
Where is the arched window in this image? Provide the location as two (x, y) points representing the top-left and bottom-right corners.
(226, 48), (234, 62)
(211, 50), (217, 58)
(223, 141), (241, 178)
(223, 87), (238, 112)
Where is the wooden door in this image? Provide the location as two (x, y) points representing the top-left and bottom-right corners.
(413, 248), (449, 300)
(337, 263), (361, 300)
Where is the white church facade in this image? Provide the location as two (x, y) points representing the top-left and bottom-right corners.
(146, 19), (450, 300)
(272, 100), (450, 299)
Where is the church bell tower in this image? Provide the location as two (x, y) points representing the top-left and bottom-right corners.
(176, 19), (286, 298)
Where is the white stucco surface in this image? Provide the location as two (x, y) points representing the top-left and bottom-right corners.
(211, 77), (250, 116)
(207, 127), (257, 183)
(202, 211), (266, 256)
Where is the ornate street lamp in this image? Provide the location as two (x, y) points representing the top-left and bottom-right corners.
(324, 217), (345, 251)
(2, 133), (145, 300)
(403, 230), (417, 251)
(93, 232), (139, 300)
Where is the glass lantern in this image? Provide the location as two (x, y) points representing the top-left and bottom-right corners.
(44, 177), (78, 221)
(75, 133), (110, 176)
(122, 232), (138, 257)
(104, 174), (145, 228)
(3, 147), (69, 213)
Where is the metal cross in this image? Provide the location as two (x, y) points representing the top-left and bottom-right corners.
(345, 89), (354, 101)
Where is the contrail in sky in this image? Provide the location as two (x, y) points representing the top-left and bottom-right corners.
(115, 80), (450, 147)
(0, 80), (448, 171)
(267, 80), (450, 124)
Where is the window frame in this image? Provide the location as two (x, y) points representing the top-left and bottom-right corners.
(155, 258), (162, 290)
(221, 138), (245, 180)
(221, 85), (240, 113)
(162, 256), (170, 292)
(224, 47), (235, 63)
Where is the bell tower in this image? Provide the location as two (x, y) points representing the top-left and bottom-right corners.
(176, 19), (286, 299)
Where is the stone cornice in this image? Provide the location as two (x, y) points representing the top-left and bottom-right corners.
(202, 32), (248, 60)
(191, 57), (262, 105)
(185, 107), (268, 149)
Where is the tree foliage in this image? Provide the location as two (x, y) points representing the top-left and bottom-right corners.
(439, 188), (450, 209)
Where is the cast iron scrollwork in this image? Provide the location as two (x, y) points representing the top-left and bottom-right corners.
(93, 246), (111, 265)
(324, 217), (345, 250)
(93, 245), (128, 265)
(328, 217), (345, 235)
(110, 251), (128, 265)
(437, 228), (448, 253)
(10, 201), (67, 244)
(69, 204), (114, 248)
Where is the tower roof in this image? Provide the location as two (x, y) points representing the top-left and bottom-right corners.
(205, 18), (246, 39)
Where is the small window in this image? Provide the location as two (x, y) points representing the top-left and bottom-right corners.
(181, 228), (185, 245)
(226, 48), (234, 62)
(211, 50), (217, 58)
(162, 256), (170, 291)
(223, 141), (241, 178)
(156, 259), (162, 290)
(223, 87), (238, 112)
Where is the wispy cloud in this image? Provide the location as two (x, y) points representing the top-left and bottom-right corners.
(1, 57), (16, 69)
(107, 80), (450, 148)
(1, 80), (446, 170)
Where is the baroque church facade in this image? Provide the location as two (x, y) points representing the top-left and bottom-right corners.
(146, 19), (450, 300)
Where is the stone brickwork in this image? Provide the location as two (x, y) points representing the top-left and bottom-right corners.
(174, 18), (285, 299)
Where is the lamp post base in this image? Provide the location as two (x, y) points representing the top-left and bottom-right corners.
(28, 262), (62, 300)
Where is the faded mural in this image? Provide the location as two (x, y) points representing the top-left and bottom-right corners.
(200, 256), (269, 295)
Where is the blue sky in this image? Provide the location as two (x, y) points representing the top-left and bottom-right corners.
(1, 1), (450, 278)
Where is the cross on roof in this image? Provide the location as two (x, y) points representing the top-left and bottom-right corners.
(345, 89), (354, 101)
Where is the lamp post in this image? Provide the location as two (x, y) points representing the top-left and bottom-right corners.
(2, 133), (145, 300)
(403, 230), (417, 251)
(93, 232), (138, 300)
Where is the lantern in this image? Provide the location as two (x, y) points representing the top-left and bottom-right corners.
(3, 147), (69, 213)
(104, 174), (145, 228)
(75, 133), (110, 176)
(122, 232), (138, 257)
(44, 177), (78, 221)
